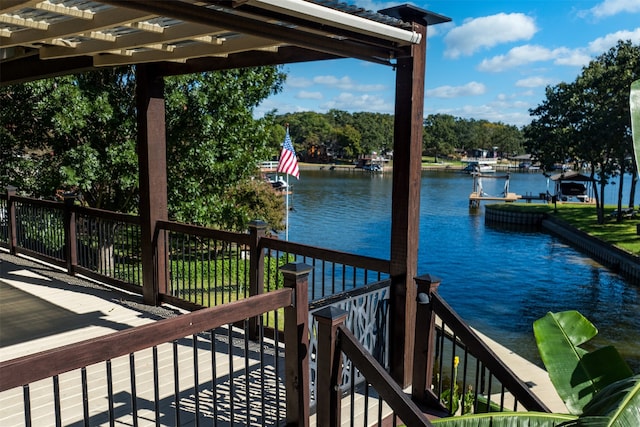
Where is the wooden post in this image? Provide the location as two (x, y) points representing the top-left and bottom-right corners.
(136, 64), (169, 306)
(314, 306), (348, 427)
(248, 220), (267, 297)
(388, 18), (427, 388)
(380, 4), (450, 388)
(412, 274), (441, 403)
(6, 186), (17, 255)
(248, 220), (267, 339)
(282, 262), (311, 427)
(63, 193), (78, 275)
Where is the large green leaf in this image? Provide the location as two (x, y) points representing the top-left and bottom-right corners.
(430, 411), (576, 427)
(558, 374), (640, 426)
(533, 311), (633, 415)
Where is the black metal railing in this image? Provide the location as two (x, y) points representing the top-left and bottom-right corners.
(0, 193), (8, 246)
(313, 308), (434, 426)
(157, 220), (252, 307)
(14, 197), (66, 264)
(411, 275), (551, 416)
(75, 206), (142, 288)
(261, 237), (391, 301)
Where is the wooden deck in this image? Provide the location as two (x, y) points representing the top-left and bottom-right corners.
(1, 252), (565, 425)
(0, 252), (397, 426)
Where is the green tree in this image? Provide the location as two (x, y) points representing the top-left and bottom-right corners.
(525, 82), (578, 173)
(352, 112), (394, 155)
(278, 111), (333, 161)
(1, 69), (138, 210)
(335, 124), (362, 159)
(423, 114), (457, 161)
(164, 68), (286, 228)
(576, 40), (639, 220)
(1, 66), (288, 231)
(526, 41), (640, 223)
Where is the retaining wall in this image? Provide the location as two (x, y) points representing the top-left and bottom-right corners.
(485, 206), (546, 227)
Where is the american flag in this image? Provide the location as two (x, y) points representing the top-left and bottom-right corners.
(277, 128), (300, 179)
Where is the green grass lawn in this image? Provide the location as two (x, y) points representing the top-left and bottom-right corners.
(491, 203), (640, 255)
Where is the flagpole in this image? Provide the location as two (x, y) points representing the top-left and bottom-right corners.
(285, 174), (290, 241)
(277, 123), (297, 242)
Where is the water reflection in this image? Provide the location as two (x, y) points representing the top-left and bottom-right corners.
(284, 169), (639, 371)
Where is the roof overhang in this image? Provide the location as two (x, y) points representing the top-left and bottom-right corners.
(550, 171), (594, 182)
(0, 0), (450, 85)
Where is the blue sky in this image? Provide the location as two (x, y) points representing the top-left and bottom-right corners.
(255, 0), (640, 127)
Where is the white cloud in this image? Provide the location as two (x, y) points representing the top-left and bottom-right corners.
(478, 44), (598, 71)
(313, 75), (350, 87)
(426, 81), (486, 98)
(286, 76), (312, 88)
(553, 49), (593, 67)
(312, 75), (386, 92)
(588, 28), (640, 53)
(427, 103), (532, 127)
(478, 45), (556, 72)
(296, 91), (323, 100)
(515, 76), (556, 88)
(444, 13), (537, 58)
(589, 0), (640, 18)
(322, 92), (391, 112)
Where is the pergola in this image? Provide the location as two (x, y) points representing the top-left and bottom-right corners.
(1, 0), (450, 386)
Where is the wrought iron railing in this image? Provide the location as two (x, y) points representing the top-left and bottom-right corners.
(260, 237), (391, 301)
(313, 308), (434, 426)
(157, 220), (252, 307)
(74, 206), (142, 288)
(0, 194), (8, 247)
(14, 197), (66, 265)
(411, 276), (551, 416)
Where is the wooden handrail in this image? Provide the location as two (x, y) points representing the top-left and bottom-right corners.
(0, 288), (293, 391)
(156, 219), (251, 245)
(261, 236), (391, 273)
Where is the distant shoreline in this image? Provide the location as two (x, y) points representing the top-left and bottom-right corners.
(292, 162), (540, 174)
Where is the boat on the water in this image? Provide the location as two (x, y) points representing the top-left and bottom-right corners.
(265, 173), (289, 191)
(462, 160), (495, 173)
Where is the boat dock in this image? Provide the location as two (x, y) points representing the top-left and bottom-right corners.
(469, 173), (522, 207)
(469, 192), (520, 207)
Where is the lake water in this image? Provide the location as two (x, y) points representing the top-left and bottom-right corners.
(281, 169), (640, 372)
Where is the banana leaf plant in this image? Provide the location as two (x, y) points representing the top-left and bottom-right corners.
(533, 310), (633, 415)
(429, 311), (639, 427)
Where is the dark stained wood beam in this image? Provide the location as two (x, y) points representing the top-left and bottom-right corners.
(156, 46), (341, 76)
(0, 47), (339, 87)
(136, 64), (169, 306)
(388, 19), (427, 387)
(0, 54), (95, 86)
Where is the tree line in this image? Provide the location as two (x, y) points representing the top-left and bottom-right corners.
(274, 110), (525, 162)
